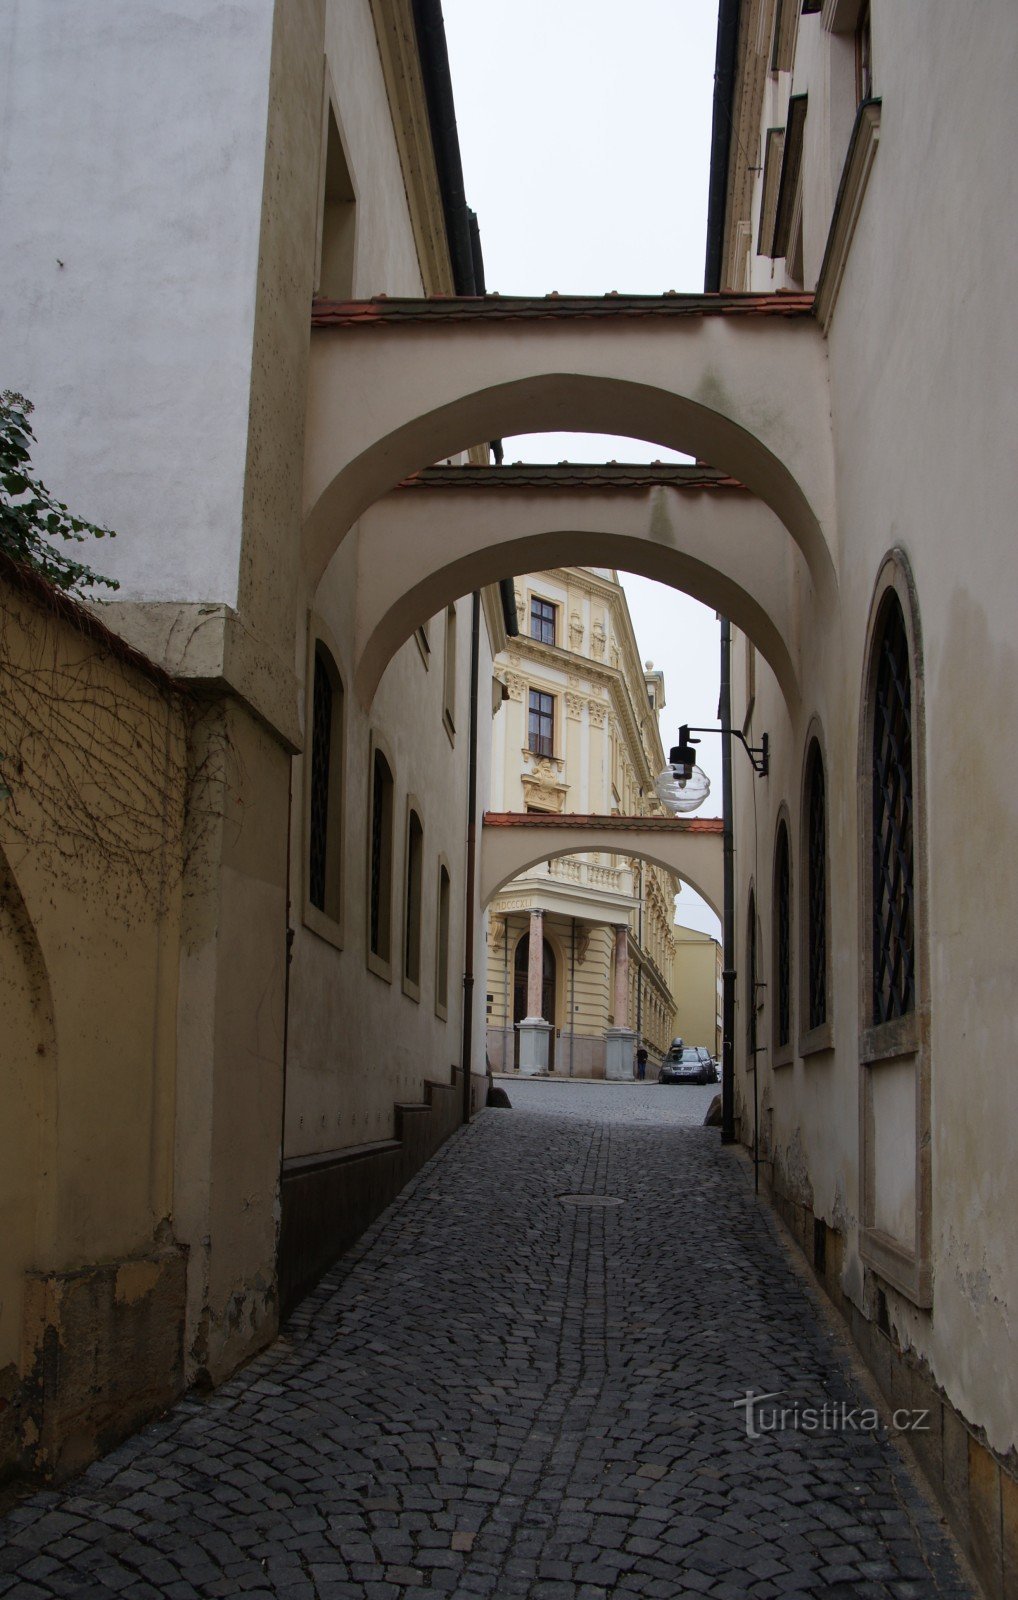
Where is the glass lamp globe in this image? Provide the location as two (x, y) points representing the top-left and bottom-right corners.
(654, 762), (711, 814)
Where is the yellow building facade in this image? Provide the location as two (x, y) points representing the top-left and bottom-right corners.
(670, 924), (723, 1060)
(485, 568), (679, 1078)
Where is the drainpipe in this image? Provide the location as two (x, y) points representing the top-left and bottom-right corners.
(720, 619), (736, 1144)
(569, 917), (576, 1077)
(636, 859), (644, 1051)
(704, 0), (741, 293)
(460, 589), (481, 1124)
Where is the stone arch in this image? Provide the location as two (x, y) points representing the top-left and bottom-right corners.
(349, 477), (804, 714)
(482, 838), (722, 923)
(304, 318), (838, 598)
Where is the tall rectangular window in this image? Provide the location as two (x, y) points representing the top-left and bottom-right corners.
(528, 689), (554, 758)
(774, 822), (791, 1050)
(530, 597), (556, 644)
(369, 749), (394, 966)
(403, 809), (424, 995)
(436, 864), (451, 1018)
(318, 104), (356, 298)
(308, 643), (343, 922)
(443, 604), (457, 739)
(806, 742), (827, 1030)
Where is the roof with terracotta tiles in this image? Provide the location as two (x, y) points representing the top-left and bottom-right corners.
(311, 291), (815, 327)
(397, 464), (748, 493)
(483, 813), (723, 833)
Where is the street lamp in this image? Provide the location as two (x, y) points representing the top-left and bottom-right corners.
(654, 726), (711, 813)
(655, 723), (769, 816)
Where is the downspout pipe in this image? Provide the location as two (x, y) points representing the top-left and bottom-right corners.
(704, 0), (741, 295)
(460, 589), (481, 1124)
(413, 0), (502, 466)
(706, 2), (740, 1144)
(719, 620), (736, 1145)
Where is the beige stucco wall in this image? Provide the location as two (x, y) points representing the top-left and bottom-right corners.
(722, 0), (1018, 1461)
(0, 571), (187, 1465)
(282, 0), (497, 1158)
(672, 926), (722, 1058)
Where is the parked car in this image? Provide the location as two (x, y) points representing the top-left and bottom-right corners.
(659, 1045), (717, 1085)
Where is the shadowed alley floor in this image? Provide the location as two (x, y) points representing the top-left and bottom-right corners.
(0, 1083), (975, 1599)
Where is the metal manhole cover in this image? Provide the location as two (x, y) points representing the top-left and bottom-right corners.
(558, 1193), (624, 1208)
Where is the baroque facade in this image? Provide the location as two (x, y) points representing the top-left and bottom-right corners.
(485, 568), (679, 1078)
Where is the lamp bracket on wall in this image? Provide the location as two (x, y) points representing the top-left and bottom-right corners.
(674, 724), (769, 778)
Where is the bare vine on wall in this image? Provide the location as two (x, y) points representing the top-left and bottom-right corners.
(0, 566), (233, 917)
(0, 392), (235, 916)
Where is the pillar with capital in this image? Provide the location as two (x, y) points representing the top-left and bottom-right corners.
(518, 906), (552, 1074)
(605, 921), (638, 1080)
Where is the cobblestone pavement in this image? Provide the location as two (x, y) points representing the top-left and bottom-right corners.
(1, 1083), (975, 1600)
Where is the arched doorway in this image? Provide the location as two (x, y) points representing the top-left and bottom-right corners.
(513, 933), (557, 1070)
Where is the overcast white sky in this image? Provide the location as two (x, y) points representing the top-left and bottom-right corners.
(443, 0), (723, 937)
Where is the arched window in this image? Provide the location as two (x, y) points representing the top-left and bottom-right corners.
(403, 806), (424, 997)
(368, 746), (394, 971)
(871, 593), (914, 1024)
(773, 819), (792, 1056)
(803, 739), (825, 1036)
(858, 553), (929, 1307)
(308, 642), (344, 924)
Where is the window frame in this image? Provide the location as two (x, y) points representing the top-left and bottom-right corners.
(302, 621), (346, 951)
(435, 857), (452, 1021)
(857, 550), (931, 1307)
(402, 798), (424, 1001)
(528, 688), (555, 759)
(745, 885), (760, 1073)
(442, 603), (457, 744)
(366, 732), (396, 982)
(799, 728), (834, 1056)
(771, 811), (794, 1066)
(529, 594), (557, 646)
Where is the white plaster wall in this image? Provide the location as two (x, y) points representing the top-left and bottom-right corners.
(731, 0), (1018, 1456)
(0, 0), (276, 603)
(282, 0), (495, 1152)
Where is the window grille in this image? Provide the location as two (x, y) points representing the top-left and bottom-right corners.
(807, 744), (827, 1028)
(309, 651), (332, 912)
(872, 594), (914, 1022)
(528, 690), (554, 757)
(775, 823), (791, 1047)
(530, 597), (556, 644)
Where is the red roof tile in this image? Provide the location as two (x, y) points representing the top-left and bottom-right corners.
(397, 465), (747, 493)
(483, 812), (723, 833)
(312, 291), (815, 328)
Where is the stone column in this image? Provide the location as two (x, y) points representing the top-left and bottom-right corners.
(605, 922), (637, 1081)
(613, 923), (629, 1028)
(518, 907), (552, 1074)
(526, 907), (544, 1018)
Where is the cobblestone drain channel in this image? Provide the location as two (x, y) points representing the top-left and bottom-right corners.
(0, 1082), (978, 1600)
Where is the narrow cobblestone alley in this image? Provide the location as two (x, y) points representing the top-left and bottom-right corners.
(1, 1086), (975, 1600)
